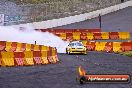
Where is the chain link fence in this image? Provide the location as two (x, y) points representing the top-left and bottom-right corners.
(1, 0), (130, 25)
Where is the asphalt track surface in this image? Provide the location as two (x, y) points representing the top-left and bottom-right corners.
(56, 6), (132, 32)
(0, 6), (132, 88)
(0, 52), (132, 88)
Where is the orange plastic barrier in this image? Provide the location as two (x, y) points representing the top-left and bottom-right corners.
(1, 52), (14, 66)
(55, 34), (60, 37)
(104, 42), (113, 52)
(95, 42), (107, 51)
(109, 32), (119, 39)
(87, 32), (94, 40)
(31, 44), (41, 51)
(25, 44), (32, 51)
(41, 51), (49, 64)
(65, 29), (74, 33)
(73, 32), (80, 40)
(0, 41), (6, 51)
(73, 29), (101, 32)
(66, 33), (73, 41)
(113, 42), (122, 52)
(80, 33), (87, 40)
(121, 42), (132, 51)
(86, 42), (95, 51)
(52, 48), (59, 63)
(0, 52), (2, 66)
(40, 29), (49, 32)
(33, 51), (42, 65)
(82, 40), (87, 47)
(101, 32), (109, 39)
(88, 29), (101, 32)
(47, 47), (54, 63)
(14, 52), (24, 66)
(60, 33), (66, 40)
(54, 48), (59, 62)
(93, 32), (101, 40)
(10, 42), (17, 52)
(54, 29), (65, 34)
(5, 42), (12, 51)
(48, 29), (56, 34)
(76, 29), (89, 33)
(24, 51), (34, 65)
(21, 43), (26, 51)
(16, 43), (26, 52)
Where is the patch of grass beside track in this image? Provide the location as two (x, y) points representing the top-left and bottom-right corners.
(120, 51), (132, 57)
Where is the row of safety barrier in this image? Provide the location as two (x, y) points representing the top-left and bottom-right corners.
(0, 41), (50, 52)
(55, 32), (130, 41)
(0, 51), (59, 67)
(82, 41), (132, 52)
(0, 41), (59, 67)
(35, 28), (101, 33)
(35, 29), (130, 41)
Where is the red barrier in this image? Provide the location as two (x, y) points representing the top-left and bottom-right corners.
(54, 29), (65, 34)
(104, 42), (113, 52)
(14, 52), (24, 66)
(65, 29), (74, 33)
(80, 33), (87, 40)
(121, 42), (132, 51)
(93, 32), (101, 40)
(47, 47), (54, 63)
(48, 29), (56, 34)
(55, 33), (60, 37)
(21, 43), (26, 51)
(66, 33), (73, 41)
(0, 41), (6, 51)
(41, 29), (49, 32)
(33, 51), (42, 65)
(31, 44), (34, 51)
(88, 28), (101, 32)
(0, 52), (2, 66)
(109, 32), (119, 39)
(78, 29), (89, 33)
(10, 42), (17, 52)
(86, 42), (95, 51)
(54, 48), (59, 62)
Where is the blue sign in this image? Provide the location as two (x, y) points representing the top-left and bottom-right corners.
(4, 15), (22, 22)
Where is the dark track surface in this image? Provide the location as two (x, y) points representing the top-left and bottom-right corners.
(0, 52), (132, 88)
(56, 6), (132, 32)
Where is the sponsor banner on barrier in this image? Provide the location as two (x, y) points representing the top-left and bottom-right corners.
(0, 14), (4, 26)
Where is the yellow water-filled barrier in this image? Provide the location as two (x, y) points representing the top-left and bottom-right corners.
(41, 46), (49, 51)
(87, 32), (94, 40)
(5, 42), (12, 51)
(118, 32), (130, 39)
(101, 32), (109, 39)
(113, 42), (122, 52)
(24, 51), (34, 65)
(60, 33), (66, 40)
(34, 45), (40, 51)
(1, 52), (14, 66)
(41, 51), (49, 64)
(95, 42), (107, 51)
(82, 40), (87, 46)
(25, 44), (32, 51)
(73, 32), (80, 40)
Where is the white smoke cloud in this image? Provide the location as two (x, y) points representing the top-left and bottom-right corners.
(0, 24), (68, 53)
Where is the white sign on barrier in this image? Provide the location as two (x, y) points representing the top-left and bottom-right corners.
(0, 14), (4, 26)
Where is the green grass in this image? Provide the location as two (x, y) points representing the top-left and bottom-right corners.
(120, 51), (132, 57)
